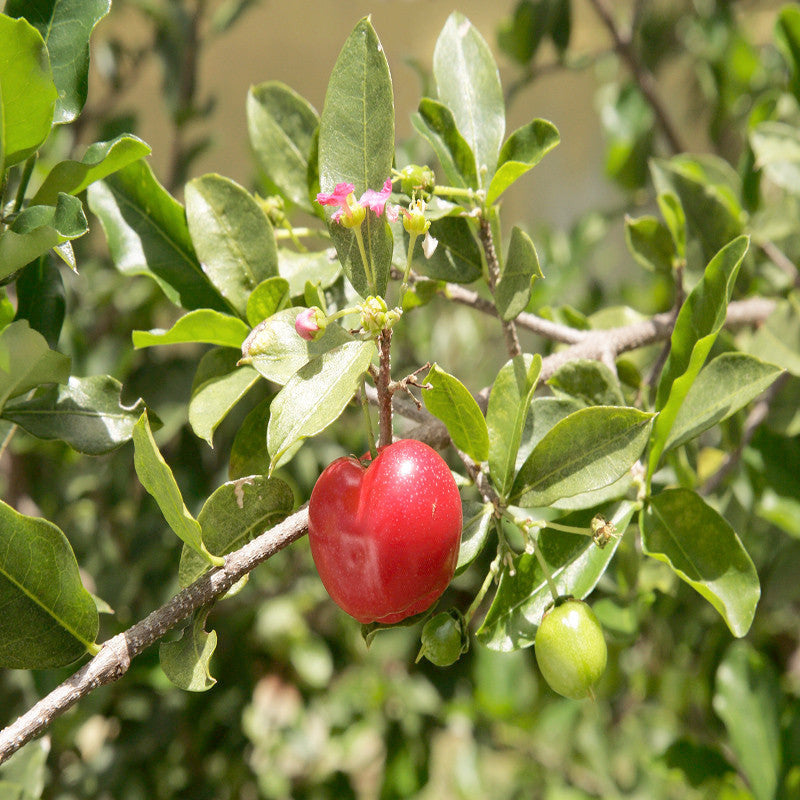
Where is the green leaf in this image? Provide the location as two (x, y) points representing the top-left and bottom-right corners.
(419, 216), (483, 283)
(159, 608), (218, 692)
(495, 226), (542, 320)
(651, 156), (744, 269)
(512, 406), (653, 507)
(179, 475), (294, 587)
(87, 160), (229, 312)
(229, 400), (271, 480)
(624, 215), (676, 273)
(14, 255), (65, 347)
(133, 309), (250, 350)
(497, 0), (550, 65)
(0, 737), (48, 799)
(477, 501), (636, 651)
(516, 396), (583, 470)
(132, 411), (222, 566)
(640, 488), (760, 637)
(487, 353), (542, 498)
(246, 276), (290, 327)
(546, 359), (626, 407)
(776, 4), (800, 103)
(188, 348), (259, 447)
(240, 307), (353, 386)
(2, 374), (149, 454)
(487, 119), (560, 205)
(666, 353), (784, 451)
(743, 295), (800, 377)
(0, 319), (70, 412)
(278, 249), (341, 297)
(749, 121), (800, 194)
(247, 81), (319, 210)
(713, 642), (781, 800)
(6, 0), (110, 124)
(657, 192), (686, 260)
(0, 13), (57, 167)
(422, 363), (489, 462)
(185, 174), (278, 318)
(413, 98), (478, 189)
(0, 193), (88, 280)
(318, 17), (394, 297)
(0, 498), (98, 668)
(267, 339), (375, 469)
(433, 12), (505, 184)
(456, 501), (495, 573)
(31, 134), (151, 206)
(648, 236), (749, 478)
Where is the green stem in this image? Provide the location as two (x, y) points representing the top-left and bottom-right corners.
(433, 185), (480, 202)
(544, 521), (593, 537)
(353, 225), (376, 295)
(529, 528), (560, 603)
(464, 557), (500, 626)
(14, 154), (37, 214)
(399, 232), (418, 306)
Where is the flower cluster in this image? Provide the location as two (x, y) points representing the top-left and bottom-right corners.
(316, 179), (397, 227)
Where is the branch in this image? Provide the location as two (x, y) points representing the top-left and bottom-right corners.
(586, 0), (687, 154)
(0, 504), (310, 764)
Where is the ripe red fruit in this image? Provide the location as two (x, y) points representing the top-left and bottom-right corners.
(308, 439), (462, 624)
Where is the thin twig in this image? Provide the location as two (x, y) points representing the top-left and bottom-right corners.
(0, 505), (309, 764)
(376, 328), (394, 447)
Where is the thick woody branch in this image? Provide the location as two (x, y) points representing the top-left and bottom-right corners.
(0, 505), (309, 764)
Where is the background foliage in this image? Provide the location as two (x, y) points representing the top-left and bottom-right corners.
(1, 1), (800, 798)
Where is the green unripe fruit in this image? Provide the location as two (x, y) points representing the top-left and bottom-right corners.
(417, 610), (468, 666)
(535, 599), (607, 699)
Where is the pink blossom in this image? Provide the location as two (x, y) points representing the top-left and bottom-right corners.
(295, 307), (326, 341)
(360, 178), (393, 215)
(316, 183), (357, 223)
(316, 178), (397, 224)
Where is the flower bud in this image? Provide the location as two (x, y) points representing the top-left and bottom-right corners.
(402, 199), (431, 236)
(295, 307), (327, 341)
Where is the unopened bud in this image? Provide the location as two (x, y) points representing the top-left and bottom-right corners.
(295, 307), (327, 341)
(398, 164), (435, 196)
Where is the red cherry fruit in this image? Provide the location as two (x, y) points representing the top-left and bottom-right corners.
(308, 439), (462, 624)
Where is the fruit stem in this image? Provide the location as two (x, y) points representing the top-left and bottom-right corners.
(528, 527), (560, 603)
(376, 328), (393, 447)
(464, 554), (500, 626)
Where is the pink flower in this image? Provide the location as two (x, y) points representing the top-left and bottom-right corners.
(295, 307), (327, 341)
(316, 178), (397, 225)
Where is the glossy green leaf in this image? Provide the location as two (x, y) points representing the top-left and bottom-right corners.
(713, 642), (781, 800)
(651, 156), (744, 268)
(246, 276), (291, 327)
(132, 412), (222, 566)
(229, 400), (271, 480)
(0, 13), (57, 167)
(495, 226), (542, 321)
(278, 249), (341, 297)
(516, 396), (583, 471)
(456, 501), (495, 573)
(179, 475), (294, 587)
(31, 134), (150, 206)
(133, 309), (249, 350)
(188, 348), (259, 447)
(419, 216), (483, 283)
(657, 192), (686, 260)
(413, 98), (477, 188)
(0, 320), (70, 412)
(159, 608), (217, 692)
(240, 307), (353, 385)
(0, 193), (88, 280)
(247, 81), (319, 209)
(477, 502), (636, 651)
(185, 174), (278, 318)
(433, 12), (505, 183)
(87, 160), (230, 312)
(6, 0), (110, 124)
(267, 340), (375, 469)
(2, 375), (149, 454)
(666, 353), (784, 451)
(546, 359), (626, 407)
(0, 499), (98, 668)
(648, 235), (749, 478)
(318, 17), (394, 297)
(423, 363), (489, 462)
(641, 489), (760, 637)
(624, 215), (675, 273)
(487, 353), (542, 498)
(14, 255), (65, 347)
(743, 295), (800, 376)
(487, 119), (560, 205)
(512, 406), (654, 507)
